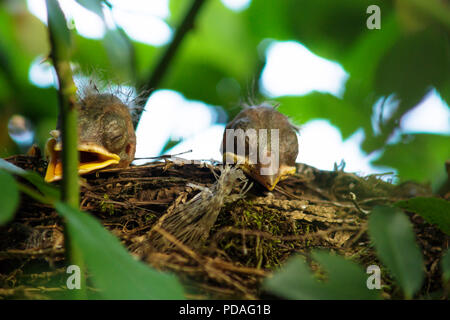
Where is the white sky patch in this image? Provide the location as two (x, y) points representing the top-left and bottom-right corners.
(134, 90), (218, 164)
(27, 0), (172, 45)
(107, 0), (169, 19)
(221, 0), (251, 11)
(27, 0), (105, 39)
(167, 124), (226, 161)
(401, 89), (450, 134)
(27, 0), (46, 22)
(29, 56), (56, 88)
(110, 8), (172, 46)
(297, 120), (394, 175)
(67, 3), (105, 39)
(8, 115), (34, 147)
(261, 41), (349, 98)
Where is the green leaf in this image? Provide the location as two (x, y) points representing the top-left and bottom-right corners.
(395, 197), (450, 235)
(54, 202), (185, 299)
(164, 0), (258, 106)
(0, 158), (60, 201)
(264, 251), (379, 300)
(342, 14), (400, 141)
(372, 134), (450, 186)
(103, 27), (135, 82)
(442, 248), (450, 282)
(24, 171), (60, 200)
(246, 0), (393, 62)
(368, 206), (424, 298)
(75, 0), (105, 19)
(278, 92), (365, 139)
(72, 35), (109, 74)
(375, 28), (450, 105)
(436, 79), (450, 107)
(0, 158), (26, 175)
(0, 170), (19, 225)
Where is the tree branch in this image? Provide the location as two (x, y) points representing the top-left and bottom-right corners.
(134, 0), (207, 128)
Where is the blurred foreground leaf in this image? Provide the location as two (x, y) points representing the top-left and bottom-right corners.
(372, 134), (449, 186)
(395, 197), (450, 235)
(103, 27), (136, 82)
(0, 158), (60, 201)
(0, 159), (183, 298)
(0, 170), (19, 225)
(375, 28), (449, 105)
(55, 202), (185, 299)
(264, 251), (379, 300)
(368, 206), (424, 298)
(442, 249), (450, 283)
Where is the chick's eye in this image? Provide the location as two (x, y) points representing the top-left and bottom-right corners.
(104, 121), (123, 137)
(110, 133), (122, 142)
(102, 113), (127, 151)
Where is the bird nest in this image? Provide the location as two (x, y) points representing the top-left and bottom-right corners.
(0, 154), (447, 299)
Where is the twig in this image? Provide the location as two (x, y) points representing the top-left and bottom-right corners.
(344, 223), (368, 248)
(153, 226), (257, 299)
(152, 225), (204, 264)
(208, 257), (267, 276)
(134, 150), (193, 160)
(135, 0), (207, 127)
(212, 225), (361, 243)
(0, 248), (65, 261)
(349, 192), (370, 216)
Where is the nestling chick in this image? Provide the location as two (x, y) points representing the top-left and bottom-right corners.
(221, 104), (299, 191)
(44, 93), (136, 182)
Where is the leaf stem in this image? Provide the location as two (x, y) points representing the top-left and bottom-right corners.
(46, 0), (86, 299)
(45, 0), (79, 208)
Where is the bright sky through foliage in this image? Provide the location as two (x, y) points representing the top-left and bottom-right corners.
(27, 0), (172, 45)
(221, 0), (251, 11)
(261, 41), (349, 98)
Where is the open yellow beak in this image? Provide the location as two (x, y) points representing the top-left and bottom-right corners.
(44, 138), (120, 182)
(223, 152), (296, 191)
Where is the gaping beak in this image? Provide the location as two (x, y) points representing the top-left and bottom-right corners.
(44, 138), (120, 182)
(223, 152), (296, 191)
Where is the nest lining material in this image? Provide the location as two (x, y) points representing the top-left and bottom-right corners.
(0, 154), (447, 299)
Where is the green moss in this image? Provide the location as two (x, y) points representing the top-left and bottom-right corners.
(212, 199), (302, 270)
(99, 194), (115, 216)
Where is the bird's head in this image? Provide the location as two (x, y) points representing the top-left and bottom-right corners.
(221, 104), (298, 191)
(44, 93), (136, 182)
